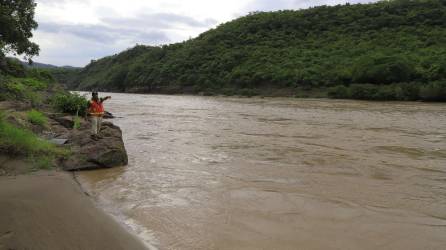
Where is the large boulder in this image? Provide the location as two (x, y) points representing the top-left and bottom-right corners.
(61, 121), (128, 171)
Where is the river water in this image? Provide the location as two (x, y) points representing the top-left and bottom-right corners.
(77, 93), (446, 250)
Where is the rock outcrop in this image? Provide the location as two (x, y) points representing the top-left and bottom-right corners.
(50, 116), (128, 171)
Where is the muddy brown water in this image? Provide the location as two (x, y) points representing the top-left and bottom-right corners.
(77, 93), (446, 250)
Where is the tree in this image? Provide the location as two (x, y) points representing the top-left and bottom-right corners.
(0, 0), (39, 61)
(55, 0), (446, 101)
(352, 55), (415, 84)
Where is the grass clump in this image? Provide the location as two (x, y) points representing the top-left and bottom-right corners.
(32, 155), (54, 170)
(26, 109), (47, 127)
(73, 115), (81, 129)
(0, 77), (44, 106)
(0, 112), (68, 169)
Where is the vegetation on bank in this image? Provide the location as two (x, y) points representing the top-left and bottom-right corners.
(51, 92), (90, 116)
(0, 112), (68, 169)
(57, 0), (446, 101)
(26, 109), (48, 127)
(328, 81), (446, 101)
(0, 0), (94, 171)
(0, 60), (79, 170)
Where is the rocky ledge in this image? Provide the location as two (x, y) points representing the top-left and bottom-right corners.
(63, 122), (128, 171)
(46, 114), (128, 171)
(1, 99), (128, 172)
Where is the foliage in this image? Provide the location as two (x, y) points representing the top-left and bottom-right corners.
(1, 69), (56, 102)
(351, 55), (415, 84)
(57, 0), (446, 101)
(327, 85), (350, 99)
(0, 58), (58, 106)
(327, 81), (446, 101)
(51, 92), (89, 116)
(394, 82), (420, 101)
(0, 112), (67, 169)
(46, 67), (80, 89)
(0, 76), (47, 106)
(32, 155), (53, 170)
(0, 0), (39, 60)
(26, 109), (47, 126)
(26, 68), (55, 83)
(73, 115), (81, 129)
(349, 84), (379, 100)
(419, 81), (446, 101)
(239, 88), (259, 97)
(0, 57), (27, 76)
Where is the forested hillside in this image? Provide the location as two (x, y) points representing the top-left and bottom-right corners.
(63, 0), (446, 101)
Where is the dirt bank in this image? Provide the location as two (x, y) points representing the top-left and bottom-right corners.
(0, 170), (147, 250)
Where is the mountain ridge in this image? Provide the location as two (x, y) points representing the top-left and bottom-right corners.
(57, 0), (446, 101)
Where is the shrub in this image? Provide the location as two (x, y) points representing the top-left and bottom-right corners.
(372, 85), (397, 100)
(239, 88), (258, 97)
(20, 77), (48, 90)
(221, 88), (237, 96)
(352, 55), (415, 84)
(5, 81), (26, 96)
(327, 85), (350, 99)
(394, 82), (420, 101)
(2, 58), (26, 77)
(327, 83), (425, 101)
(420, 81), (446, 101)
(27, 109), (47, 126)
(0, 78), (43, 106)
(26, 68), (55, 84)
(33, 155), (53, 170)
(349, 84), (379, 100)
(51, 92), (89, 116)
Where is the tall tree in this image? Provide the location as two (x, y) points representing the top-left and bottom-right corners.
(0, 0), (39, 61)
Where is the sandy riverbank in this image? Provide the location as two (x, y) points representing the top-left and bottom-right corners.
(0, 170), (147, 250)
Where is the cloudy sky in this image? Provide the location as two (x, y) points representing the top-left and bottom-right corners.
(31, 0), (375, 67)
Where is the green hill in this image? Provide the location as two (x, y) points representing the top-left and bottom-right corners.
(63, 0), (446, 101)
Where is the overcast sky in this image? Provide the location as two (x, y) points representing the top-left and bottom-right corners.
(31, 0), (376, 67)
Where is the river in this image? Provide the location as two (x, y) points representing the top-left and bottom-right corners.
(77, 93), (446, 250)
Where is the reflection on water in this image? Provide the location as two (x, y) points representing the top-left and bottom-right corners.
(78, 94), (446, 250)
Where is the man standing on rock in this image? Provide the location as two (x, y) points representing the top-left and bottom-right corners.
(88, 92), (111, 138)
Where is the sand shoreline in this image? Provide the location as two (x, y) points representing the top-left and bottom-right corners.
(0, 170), (147, 250)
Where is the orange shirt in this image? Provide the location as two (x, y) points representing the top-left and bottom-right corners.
(89, 100), (104, 116)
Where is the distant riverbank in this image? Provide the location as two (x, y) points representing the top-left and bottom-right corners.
(53, 1), (446, 103)
(73, 82), (446, 102)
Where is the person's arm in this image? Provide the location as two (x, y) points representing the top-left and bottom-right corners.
(100, 96), (112, 103)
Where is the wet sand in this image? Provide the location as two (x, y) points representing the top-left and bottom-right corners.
(0, 171), (147, 250)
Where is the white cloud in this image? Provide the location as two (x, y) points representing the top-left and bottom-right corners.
(31, 0), (378, 66)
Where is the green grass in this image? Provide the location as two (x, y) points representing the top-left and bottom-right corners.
(31, 155), (54, 170)
(26, 109), (48, 126)
(12, 77), (49, 90)
(73, 115), (81, 129)
(0, 77), (44, 106)
(0, 113), (68, 169)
